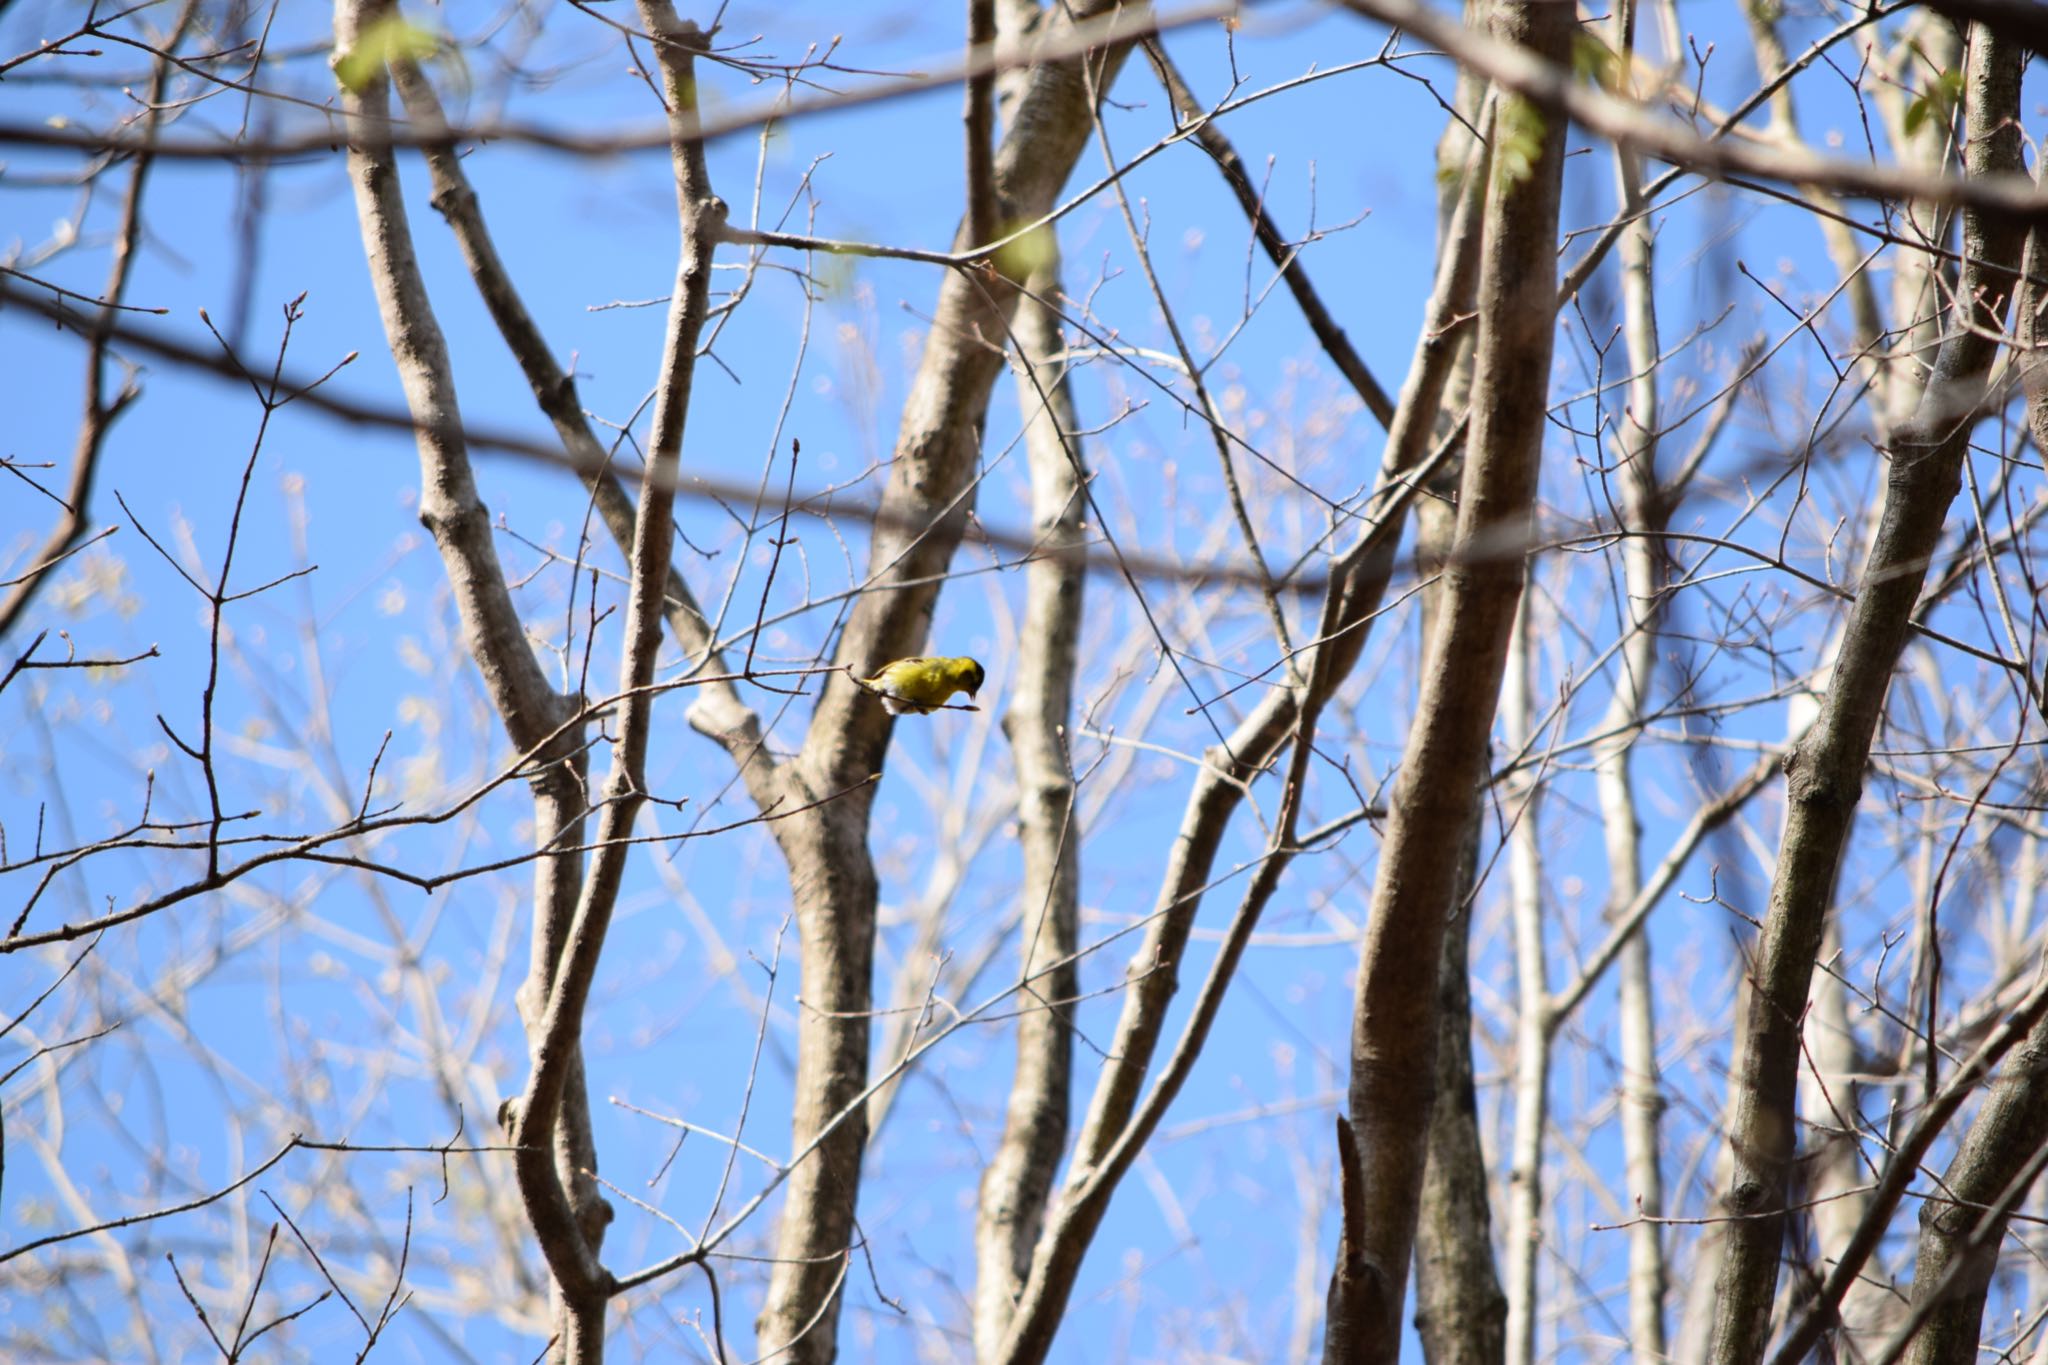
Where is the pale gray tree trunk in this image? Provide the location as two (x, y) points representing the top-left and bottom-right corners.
(336, 4), (722, 1358)
(971, 251), (1085, 1356)
(1598, 12), (1673, 1343)
(1501, 601), (1548, 1365)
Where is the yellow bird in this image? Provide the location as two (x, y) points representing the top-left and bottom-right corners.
(859, 656), (986, 715)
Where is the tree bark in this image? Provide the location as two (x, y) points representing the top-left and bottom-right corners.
(1895, 1006), (2048, 1365)
(1326, 0), (1573, 1354)
(1705, 25), (2027, 1364)
(743, 10), (1134, 1359)
(1411, 214), (1507, 1356)
(1412, 793), (1506, 1365)
(1411, 33), (1508, 1365)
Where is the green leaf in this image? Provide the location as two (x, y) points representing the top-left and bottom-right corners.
(1497, 95), (1547, 190)
(335, 13), (442, 93)
(1571, 33), (1619, 93)
(1903, 67), (1964, 142)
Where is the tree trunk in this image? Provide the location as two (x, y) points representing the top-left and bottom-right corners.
(1326, 0), (1574, 1353)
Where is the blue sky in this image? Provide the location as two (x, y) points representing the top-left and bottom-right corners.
(5, 1), (2042, 1361)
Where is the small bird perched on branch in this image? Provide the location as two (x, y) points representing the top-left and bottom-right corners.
(859, 656), (986, 714)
